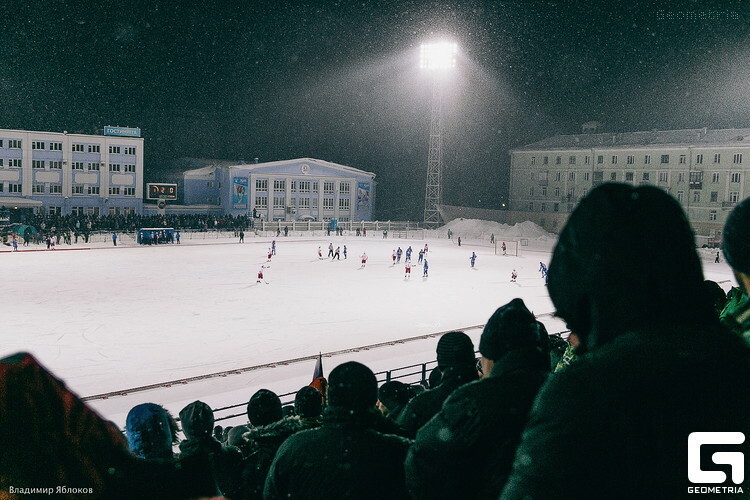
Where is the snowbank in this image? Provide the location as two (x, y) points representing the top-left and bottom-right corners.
(439, 218), (556, 241)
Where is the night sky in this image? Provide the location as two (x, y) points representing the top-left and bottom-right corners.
(2, 0), (750, 219)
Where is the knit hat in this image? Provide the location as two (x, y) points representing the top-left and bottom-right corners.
(294, 385), (324, 418)
(327, 361), (378, 410)
(378, 381), (412, 410)
(178, 400), (214, 440)
(246, 389), (283, 427)
(723, 197), (750, 274)
(125, 403), (178, 460)
(435, 331), (476, 369)
(479, 298), (547, 361)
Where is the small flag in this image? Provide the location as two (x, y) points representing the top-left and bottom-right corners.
(310, 353), (327, 402)
(312, 352), (323, 381)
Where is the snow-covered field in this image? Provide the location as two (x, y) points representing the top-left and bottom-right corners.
(1, 219), (737, 428)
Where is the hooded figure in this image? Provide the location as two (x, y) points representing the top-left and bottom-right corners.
(500, 184), (750, 500)
(406, 298), (550, 500)
(126, 403), (179, 460)
(264, 362), (411, 500)
(377, 380), (412, 421)
(397, 331), (478, 437)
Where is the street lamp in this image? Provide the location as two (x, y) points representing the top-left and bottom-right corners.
(420, 41), (457, 227)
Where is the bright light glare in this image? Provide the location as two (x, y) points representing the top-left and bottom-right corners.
(420, 42), (458, 70)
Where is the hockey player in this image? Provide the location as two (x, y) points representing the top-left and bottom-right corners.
(539, 262), (547, 276)
(360, 252), (368, 268)
(396, 247), (403, 263)
(257, 265), (267, 283)
(405, 246), (412, 262)
(271, 240), (276, 255)
(501, 242), (507, 255)
(511, 269), (518, 282)
(418, 248), (425, 263)
(332, 246), (341, 261)
(423, 259), (429, 277)
(343, 245), (347, 259)
(470, 252), (477, 268)
(392, 250), (397, 265)
(318, 246), (323, 259)
(404, 262), (414, 278)
(328, 243), (334, 258)
(267, 248), (273, 262)
(424, 243), (429, 253)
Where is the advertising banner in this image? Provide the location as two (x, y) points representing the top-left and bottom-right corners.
(357, 182), (370, 207)
(233, 177), (249, 209)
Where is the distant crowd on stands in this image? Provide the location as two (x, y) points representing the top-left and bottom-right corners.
(1, 184), (749, 499)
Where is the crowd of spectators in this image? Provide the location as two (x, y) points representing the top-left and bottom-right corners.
(1, 184), (749, 499)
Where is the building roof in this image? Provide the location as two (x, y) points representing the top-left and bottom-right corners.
(513, 127), (750, 152)
(182, 157), (376, 178)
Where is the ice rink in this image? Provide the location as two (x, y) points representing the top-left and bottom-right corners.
(2, 223), (736, 428)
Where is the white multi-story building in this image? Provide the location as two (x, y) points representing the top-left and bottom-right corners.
(510, 128), (750, 236)
(0, 127), (144, 217)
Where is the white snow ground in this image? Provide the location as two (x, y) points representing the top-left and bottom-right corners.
(1, 219), (737, 429)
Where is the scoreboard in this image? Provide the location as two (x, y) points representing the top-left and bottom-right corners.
(146, 183), (177, 200)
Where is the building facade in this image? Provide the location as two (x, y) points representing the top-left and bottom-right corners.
(176, 158), (376, 222)
(0, 128), (144, 217)
(510, 128), (750, 236)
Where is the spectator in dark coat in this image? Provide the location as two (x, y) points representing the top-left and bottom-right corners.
(377, 380), (412, 422)
(405, 298), (550, 500)
(178, 400), (244, 499)
(126, 403), (179, 460)
(397, 331), (478, 437)
(500, 184), (750, 500)
(721, 196), (750, 343)
(264, 361), (412, 500)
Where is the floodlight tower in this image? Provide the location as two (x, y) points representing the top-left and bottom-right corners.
(420, 41), (457, 227)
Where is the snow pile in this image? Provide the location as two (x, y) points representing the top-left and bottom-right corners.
(439, 219), (555, 241)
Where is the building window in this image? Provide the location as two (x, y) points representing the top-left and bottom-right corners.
(9, 159), (21, 168)
(597, 155), (604, 164)
(339, 198), (350, 210)
(627, 155), (635, 165)
(543, 156), (549, 165)
(625, 172), (634, 181)
(124, 164), (136, 173)
(109, 164), (121, 172)
(124, 187), (135, 196)
(567, 187), (575, 198)
(72, 143), (83, 152)
(124, 147), (136, 155)
(312, 182), (319, 193)
(541, 203), (547, 212)
(729, 191), (740, 203)
(32, 184), (45, 193)
(528, 202), (534, 211)
(32, 141), (45, 150)
(340, 182), (350, 195)
(88, 186), (100, 194)
(109, 187), (120, 195)
(256, 179), (268, 191)
(312, 198), (318, 209)
(0, 159), (3, 167)
(554, 187), (560, 197)
(696, 154), (703, 164)
(49, 185), (62, 194)
(730, 172), (741, 183)
(273, 179), (285, 192)
(677, 172), (685, 183)
(323, 181), (335, 194)
(541, 186), (547, 196)
(554, 203), (559, 212)
(611, 155), (618, 164)
(323, 198), (334, 209)
(529, 187), (535, 196)
(610, 172), (617, 181)
(299, 181), (310, 193)
(644, 155), (651, 165)
(72, 185), (84, 194)
(693, 191), (700, 203)
(255, 196), (268, 208)
(584, 156), (590, 165)
(32, 160), (45, 169)
(9, 183), (22, 193)
(709, 210), (717, 221)
(659, 172), (668, 182)
(660, 155), (669, 164)
(678, 155), (686, 164)
(643, 172), (650, 181)
(710, 191), (718, 202)
(555, 172), (562, 181)
(48, 142), (62, 151)
(531, 156), (536, 165)
(8, 139), (21, 149)
(108, 146), (120, 154)
(677, 190), (684, 202)
(49, 161), (62, 169)
(583, 172), (590, 181)
(88, 162), (100, 171)
(711, 172), (719, 183)
(88, 144), (100, 153)
(569, 172), (575, 181)
(569, 156), (576, 165)
(555, 156), (561, 165)
(733, 153), (743, 164)
(299, 198), (310, 209)
(86, 207), (100, 216)
(273, 196), (285, 209)
(290, 181), (297, 192)
(713, 153), (721, 163)
(72, 162), (84, 170)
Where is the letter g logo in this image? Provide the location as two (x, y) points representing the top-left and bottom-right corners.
(688, 432), (745, 484)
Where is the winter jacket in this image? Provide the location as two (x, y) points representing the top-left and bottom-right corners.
(500, 325), (750, 500)
(179, 436), (244, 499)
(237, 415), (323, 499)
(396, 365), (478, 438)
(264, 406), (412, 500)
(405, 348), (548, 500)
(720, 287), (750, 345)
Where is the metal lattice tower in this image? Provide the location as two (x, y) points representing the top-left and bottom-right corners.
(423, 80), (444, 227)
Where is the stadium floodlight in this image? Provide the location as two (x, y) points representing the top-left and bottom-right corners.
(420, 41), (458, 71)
